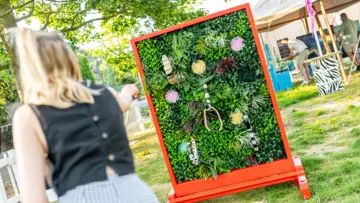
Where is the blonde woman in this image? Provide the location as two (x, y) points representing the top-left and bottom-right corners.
(10, 28), (159, 203)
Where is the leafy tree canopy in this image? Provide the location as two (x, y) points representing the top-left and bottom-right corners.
(1, 0), (207, 43)
(0, 0), (208, 93)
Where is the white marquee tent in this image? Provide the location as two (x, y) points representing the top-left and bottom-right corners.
(253, 0), (359, 32)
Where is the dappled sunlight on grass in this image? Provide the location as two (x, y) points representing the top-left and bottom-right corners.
(290, 110), (308, 119)
(276, 71), (360, 109)
(276, 83), (318, 108)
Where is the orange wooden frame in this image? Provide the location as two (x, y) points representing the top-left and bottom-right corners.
(131, 3), (311, 203)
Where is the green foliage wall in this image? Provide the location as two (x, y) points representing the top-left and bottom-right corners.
(136, 10), (286, 182)
(78, 54), (95, 82)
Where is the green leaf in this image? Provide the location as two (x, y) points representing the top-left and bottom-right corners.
(210, 167), (217, 179)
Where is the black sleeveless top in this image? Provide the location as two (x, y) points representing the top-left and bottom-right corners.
(31, 83), (135, 197)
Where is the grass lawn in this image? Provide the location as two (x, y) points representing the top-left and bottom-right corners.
(131, 71), (360, 203)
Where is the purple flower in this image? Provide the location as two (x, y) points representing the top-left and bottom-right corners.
(188, 101), (201, 112)
(217, 58), (237, 75)
(216, 66), (224, 75)
(246, 155), (259, 166)
(184, 122), (193, 134)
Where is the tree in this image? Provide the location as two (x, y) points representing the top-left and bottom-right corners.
(103, 66), (116, 87)
(0, 68), (18, 151)
(0, 69), (18, 125)
(1, 0), (209, 94)
(0, 37), (17, 129)
(0, 0), (210, 150)
(78, 54), (95, 82)
(0, 40), (10, 71)
(88, 44), (138, 87)
(0, 0), (207, 69)
(0, 0), (208, 99)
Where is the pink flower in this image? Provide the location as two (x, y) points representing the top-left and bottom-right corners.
(231, 37), (244, 51)
(165, 90), (179, 103)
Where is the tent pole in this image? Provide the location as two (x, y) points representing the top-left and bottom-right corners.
(302, 8), (310, 34)
(304, 5), (322, 55)
(314, 14), (331, 54)
(260, 33), (269, 67)
(314, 25), (323, 56)
(301, 19), (309, 35)
(319, 0), (347, 84)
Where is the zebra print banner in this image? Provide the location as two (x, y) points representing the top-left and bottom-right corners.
(311, 57), (344, 96)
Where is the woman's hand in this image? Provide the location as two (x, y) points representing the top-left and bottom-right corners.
(120, 84), (140, 100)
(118, 84), (140, 112)
(108, 84), (140, 112)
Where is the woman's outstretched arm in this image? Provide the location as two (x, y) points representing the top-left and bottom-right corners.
(108, 84), (139, 112)
(12, 105), (48, 203)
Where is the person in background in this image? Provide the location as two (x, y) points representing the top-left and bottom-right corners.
(10, 28), (159, 203)
(282, 38), (311, 85)
(338, 13), (359, 70)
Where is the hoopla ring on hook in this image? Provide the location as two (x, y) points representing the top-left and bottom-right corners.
(203, 84), (223, 132)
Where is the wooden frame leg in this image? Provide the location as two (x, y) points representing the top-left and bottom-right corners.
(294, 179), (299, 186)
(168, 189), (176, 203)
(293, 156), (311, 199)
(298, 175), (311, 199)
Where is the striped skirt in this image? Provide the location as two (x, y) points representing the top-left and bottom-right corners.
(58, 173), (159, 203)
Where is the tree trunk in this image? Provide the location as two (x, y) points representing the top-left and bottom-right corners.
(0, 0), (23, 101)
(0, 0), (17, 28)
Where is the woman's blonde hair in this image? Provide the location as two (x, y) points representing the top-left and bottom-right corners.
(10, 28), (94, 108)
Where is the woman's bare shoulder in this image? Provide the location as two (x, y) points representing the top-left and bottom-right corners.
(12, 105), (38, 135)
(13, 105), (35, 122)
(12, 105), (49, 154)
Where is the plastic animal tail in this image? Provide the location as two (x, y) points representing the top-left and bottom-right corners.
(191, 137), (199, 165)
(162, 55), (176, 84)
(243, 113), (259, 151)
(187, 137), (199, 165)
(203, 84), (211, 110)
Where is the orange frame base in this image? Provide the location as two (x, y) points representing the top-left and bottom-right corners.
(167, 156), (311, 203)
(131, 3), (312, 202)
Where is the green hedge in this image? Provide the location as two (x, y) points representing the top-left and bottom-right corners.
(0, 69), (18, 125)
(136, 10), (286, 182)
(78, 54), (95, 82)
